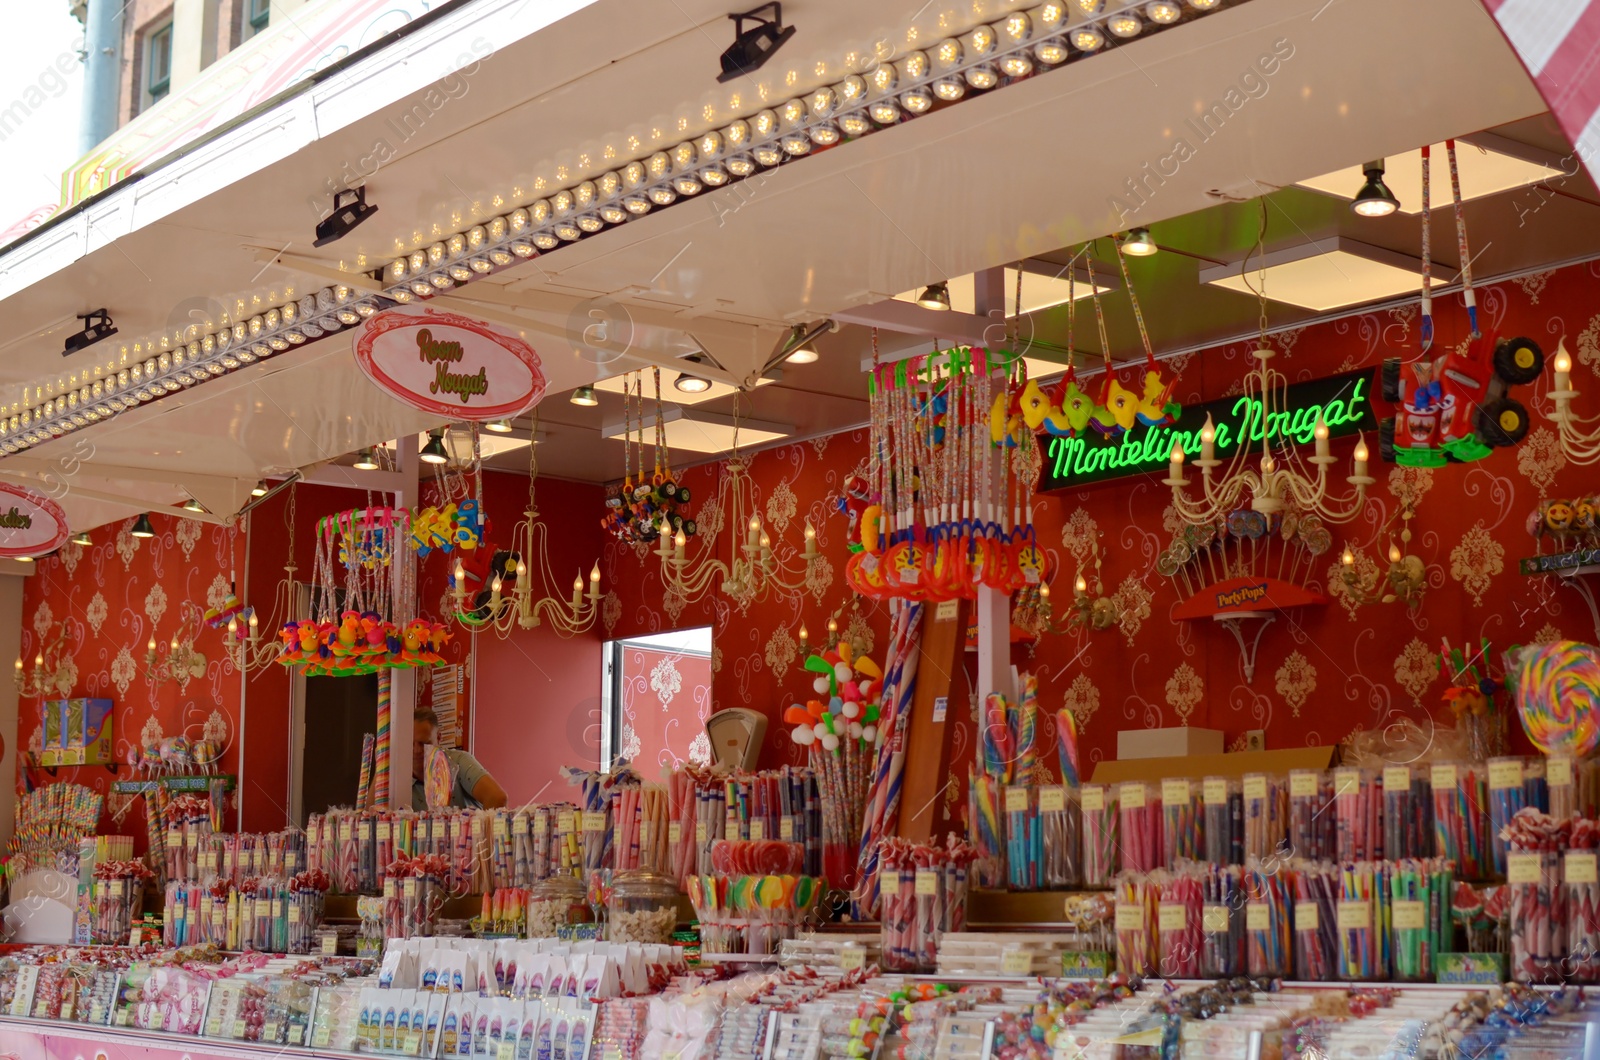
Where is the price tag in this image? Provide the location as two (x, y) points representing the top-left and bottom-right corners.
(312, 1024), (332, 1049)
(447, 817), (460, 838)
(1489, 759), (1524, 791)
(1296, 902), (1319, 931)
(432, 819), (447, 840)
(1161, 779), (1191, 805)
(1550, 756), (1575, 788)
(640, 819), (653, 844)
(404, 878), (419, 898)
(1392, 900), (1426, 930)
(289, 903), (302, 923)
(1289, 772), (1319, 798)
(96, 881), (108, 899)
(1202, 779), (1228, 806)
(1246, 904), (1270, 931)
(557, 811), (575, 833)
(340, 820), (354, 842)
(1038, 787), (1065, 813)
(1082, 786), (1105, 811)
(263, 1022), (280, 1042)
(915, 869), (939, 895)
(497, 1039), (517, 1060)
(497, 816), (511, 839)
(512, 816), (529, 836)
(1431, 764), (1458, 789)
(1383, 766), (1411, 792)
(377, 821), (392, 840)
(1005, 787), (1030, 813)
(166, 831), (183, 848)
(747, 819), (764, 841)
(1570, 852), (1600, 884)
(1114, 904), (1144, 931)
(233, 1019), (248, 1039)
(1157, 903), (1186, 931)
(322, 934), (339, 955)
(211, 908), (224, 926)
(384, 879), (397, 898)
(1120, 783), (1146, 809)
(1202, 905), (1229, 933)
(1337, 902), (1371, 930)
(838, 945), (865, 971)
(695, 821), (708, 843)
(1000, 949), (1033, 975)
(60, 1003), (73, 1022)
(1508, 852), (1543, 883)
(668, 822), (683, 844)
(1333, 769), (1361, 796)
(243, 898), (257, 921)
(1242, 776), (1267, 801)
(779, 817), (795, 841)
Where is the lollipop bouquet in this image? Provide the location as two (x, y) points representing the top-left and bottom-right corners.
(1440, 636), (1509, 761)
(685, 840), (823, 955)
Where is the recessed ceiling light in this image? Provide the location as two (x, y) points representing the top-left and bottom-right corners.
(1119, 227), (1158, 256)
(602, 406), (790, 454)
(570, 385), (599, 406)
(893, 267), (1110, 317)
(1199, 237), (1424, 312)
(591, 372), (772, 406)
(71, 530), (91, 546)
(674, 373), (712, 394)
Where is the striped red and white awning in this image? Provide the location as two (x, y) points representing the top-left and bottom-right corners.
(1480, 0), (1600, 177)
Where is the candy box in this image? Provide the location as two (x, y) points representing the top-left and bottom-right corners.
(1436, 951), (1507, 984)
(69, 698), (115, 765)
(1060, 951), (1112, 980)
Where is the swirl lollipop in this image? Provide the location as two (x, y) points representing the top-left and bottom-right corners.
(1515, 640), (1600, 756)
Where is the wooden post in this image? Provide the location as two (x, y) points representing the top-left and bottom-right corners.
(894, 598), (968, 841)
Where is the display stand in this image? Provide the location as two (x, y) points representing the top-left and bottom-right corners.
(1519, 552), (1600, 643)
(1173, 577), (1327, 684)
(895, 598), (970, 842)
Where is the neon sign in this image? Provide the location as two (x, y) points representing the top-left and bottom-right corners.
(1039, 369), (1377, 491)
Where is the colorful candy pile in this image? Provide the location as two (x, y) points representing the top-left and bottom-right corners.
(276, 612), (451, 676)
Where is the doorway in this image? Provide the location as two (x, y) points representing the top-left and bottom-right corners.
(298, 670), (378, 825)
(600, 627), (713, 774)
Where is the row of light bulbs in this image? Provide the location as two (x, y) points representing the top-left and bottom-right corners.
(3, 285), (380, 455)
(1, 0), (1231, 456)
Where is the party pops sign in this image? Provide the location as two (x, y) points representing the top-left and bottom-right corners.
(0, 482), (68, 557)
(354, 306), (547, 420)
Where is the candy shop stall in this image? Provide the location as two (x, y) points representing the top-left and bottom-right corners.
(7, 0), (1600, 1057)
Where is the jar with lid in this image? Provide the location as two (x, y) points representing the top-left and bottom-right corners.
(606, 869), (679, 944)
(527, 874), (591, 938)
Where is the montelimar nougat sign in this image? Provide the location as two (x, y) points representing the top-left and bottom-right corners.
(355, 306), (547, 421)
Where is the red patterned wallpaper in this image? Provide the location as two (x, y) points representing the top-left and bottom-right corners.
(618, 645), (713, 775)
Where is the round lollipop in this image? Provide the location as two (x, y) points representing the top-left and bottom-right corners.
(1515, 640), (1600, 756)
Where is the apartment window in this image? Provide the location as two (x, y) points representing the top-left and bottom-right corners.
(145, 22), (173, 107)
(245, 0), (270, 38)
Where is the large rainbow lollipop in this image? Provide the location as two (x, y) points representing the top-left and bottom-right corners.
(1515, 640), (1600, 756)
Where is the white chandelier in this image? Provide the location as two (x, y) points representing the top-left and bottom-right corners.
(1548, 340), (1600, 465)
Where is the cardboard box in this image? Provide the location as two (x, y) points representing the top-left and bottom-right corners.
(42, 701), (61, 750)
(1436, 952), (1506, 984)
(1060, 951), (1112, 980)
(77, 699), (114, 765)
(1090, 745), (1340, 785)
(1116, 726), (1223, 760)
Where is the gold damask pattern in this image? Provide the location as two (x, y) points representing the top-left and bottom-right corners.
(1577, 312), (1600, 372)
(57, 540), (82, 576)
(601, 591), (622, 635)
(144, 583), (168, 625)
(1514, 270), (1554, 305)
(1449, 521), (1504, 606)
(1394, 638), (1436, 705)
(805, 553), (834, 603)
(175, 517), (202, 557)
(765, 625), (798, 673)
(116, 520), (140, 568)
(765, 479), (797, 534)
(1325, 551), (1381, 621)
(1063, 673), (1100, 730)
(1534, 622), (1564, 644)
(85, 592), (107, 636)
(1112, 574), (1153, 645)
(1387, 466), (1434, 509)
(1275, 651), (1317, 717)
(1517, 427), (1567, 497)
(1061, 508), (1100, 562)
(1166, 663), (1203, 724)
(844, 612), (875, 657)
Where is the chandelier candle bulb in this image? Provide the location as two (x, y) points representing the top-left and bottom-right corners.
(1200, 414), (1216, 463)
(1341, 546), (1355, 568)
(798, 625), (808, 650)
(588, 563), (602, 599)
(673, 529), (686, 561)
(1314, 413), (1331, 461)
(1167, 442), (1185, 485)
(746, 515), (761, 550)
(570, 573), (583, 610)
(1075, 574), (1088, 596)
(1389, 543), (1403, 563)
(490, 576), (503, 609)
(1555, 346), (1573, 396)
(1352, 436), (1370, 481)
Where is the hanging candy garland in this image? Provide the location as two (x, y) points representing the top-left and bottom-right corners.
(601, 370), (697, 544)
(277, 505), (450, 676)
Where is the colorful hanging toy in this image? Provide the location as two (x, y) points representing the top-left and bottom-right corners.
(409, 499), (481, 557)
(602, 368), (697, 544)
(783, 642), (885, 750)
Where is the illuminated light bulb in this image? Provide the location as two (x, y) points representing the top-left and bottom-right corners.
(804, 522), (816, 542)
(798, 625), (808, 646)
(1168, 442), (1185, 475)
(1071, 26), (1105, 51)
(1107, 14), (1142, 38)
(1200, 414), (1216, 460)
(1353, 437), (1370, 478)
(1261, 453), (1276, 474)
(1314, 414), (1330, 458)
(169, 636), (179, 652)
(12, 658), (20, 674)
(35, 652), (43, 668)
(572, 573), (583, 593)
(1145, 0), (1182, 23)
(148, 636), (157, 654)
(516, 560), (528, 579)
(248, 613), (259, 635)
(827, 617), (838, 634)
(227, 616), (238, 636)
(1341, 546), (1355, 567)
(491, 575), (503, 594)
(1075, 574), (1088, 594)
(1389, 543), (1403, 563)
(1040, 582), (1052, 600)
(760, 531), (771, 549)
(1556, 347), (1573, 392)
(590, 563), (601, 585)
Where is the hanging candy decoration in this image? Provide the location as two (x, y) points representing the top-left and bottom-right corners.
(601, 371), (697, 544)
(409, 499), (482, 557)
(276, 505), (450, 676)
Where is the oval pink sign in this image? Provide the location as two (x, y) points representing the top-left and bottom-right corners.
(0, 483), (69, 557)
(354, 306), (546, 420)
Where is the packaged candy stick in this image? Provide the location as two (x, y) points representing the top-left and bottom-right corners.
(1504, 809), (1570, 983)
(1389, 857), (1452, 982)
(1333, 768), (1381, 862)
(1244, 859), (1293, 979)
(1336, 860), (1392, 982)
(1292, 861), (1339, 982)
(1431, 761), (1490, 880)
(1157, 865), (1203, 978)
(1081, 784), (1118, 888)
(1242, 774), (1287, 862)
(1201, 776), (1240, 867)
(1489, 756), (1528, 876)
(1113, 870), (1157, 977)
(1038, 783), (1081, 888)
(1199, 863), (1245, 978)
(1161, 778), (1201, 867)
(1116, 781), (1161, 873)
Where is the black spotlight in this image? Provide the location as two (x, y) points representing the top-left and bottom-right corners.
(313, 186), (379, 247)
(1350, 160), (1400, 218)
(62, 309), (117, 357)
(718, 3), (795, 83)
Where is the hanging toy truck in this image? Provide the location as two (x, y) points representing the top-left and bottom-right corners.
(1378, 333), (1544, 467)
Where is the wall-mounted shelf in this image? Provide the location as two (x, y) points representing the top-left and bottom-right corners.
(1519, 552), (1600, 642)
(111, 774), (236, 796)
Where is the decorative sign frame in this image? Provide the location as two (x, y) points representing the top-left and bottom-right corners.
(0, 482), (69, 557)
(354, 305), (546, 421)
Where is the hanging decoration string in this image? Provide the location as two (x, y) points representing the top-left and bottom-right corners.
(1420, 145), (1434, 352)
(1446, 139), (1479, 338)
(1086, 250), (1115, 404)
(1114, 233), (1158, 371)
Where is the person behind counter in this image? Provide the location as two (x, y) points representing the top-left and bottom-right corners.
(412, 706), (508, 810)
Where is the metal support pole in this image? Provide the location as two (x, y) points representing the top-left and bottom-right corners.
(79, 0), (124, 155)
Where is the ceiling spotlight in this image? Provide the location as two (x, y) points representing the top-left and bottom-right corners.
(251, 481), (269, 497)
(71, 530), (91, 546)
(1350, 159), (1400, 217)
(718, 2), (796, 83)
(785, 326), (820, 364)
(62, 308), (118, 357)
(420, 430), (450, 465)
(1120, 227), (1159, 256)
(674, 373), (713, 394)
(570, 385), (599, 406)
(353, 449), (379, 471)
(916, 282), (952, 311)
(485, 418), (514, 433)
(182, 498), (206, 513)
(131, 513), (156, 539)
(313, 186), (379, 247)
